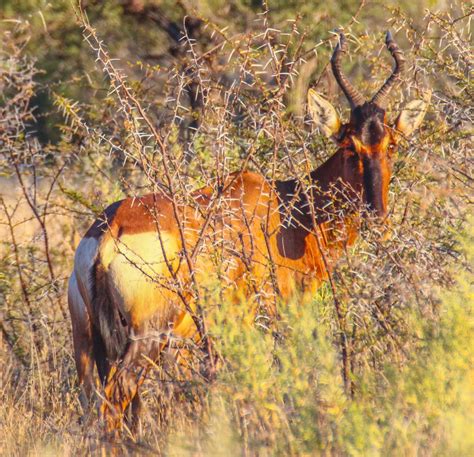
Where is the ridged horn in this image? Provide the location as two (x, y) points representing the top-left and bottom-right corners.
(331, 31), (365, 109)
(371, 31), (406, 109)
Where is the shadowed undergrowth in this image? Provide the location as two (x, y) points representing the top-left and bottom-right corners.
(0, 1), (472, 455)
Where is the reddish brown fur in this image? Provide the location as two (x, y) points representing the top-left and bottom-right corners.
(73, 117), (398, 433)
(88, 137), (394, 431)
(67, 32), (427, 433)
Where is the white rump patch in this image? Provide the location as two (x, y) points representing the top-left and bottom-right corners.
(74, 236), (100, 309)
(68, 271), (88, 322)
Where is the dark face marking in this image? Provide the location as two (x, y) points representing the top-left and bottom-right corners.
(351, 103), (387, 146)
(340, 102), (393, 219)
(362, 156), (386, 217)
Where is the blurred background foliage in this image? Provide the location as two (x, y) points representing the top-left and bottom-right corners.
(0, 0), (472, 455)
(1, 0), (453, 144)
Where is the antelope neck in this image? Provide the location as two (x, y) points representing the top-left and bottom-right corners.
(276, 150), (354, 230)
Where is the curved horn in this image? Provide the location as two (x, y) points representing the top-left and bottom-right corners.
(331, 31), (365, 109)
(371, 31), (406, 109)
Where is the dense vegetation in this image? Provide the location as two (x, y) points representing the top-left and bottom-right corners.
(0, 1), (472, 455)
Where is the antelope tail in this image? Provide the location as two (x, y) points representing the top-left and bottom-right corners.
(90, 234), (128, 383)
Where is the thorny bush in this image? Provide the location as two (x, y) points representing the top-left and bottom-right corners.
(0, 2), (472, 455)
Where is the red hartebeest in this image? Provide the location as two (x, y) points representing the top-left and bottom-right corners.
(68, 32), (429, 431)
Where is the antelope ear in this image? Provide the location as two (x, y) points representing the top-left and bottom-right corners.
(395, 92), (431, 137)
(307, 89), (341, 138)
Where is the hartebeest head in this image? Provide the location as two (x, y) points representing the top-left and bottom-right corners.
(308, 32), (429, 219)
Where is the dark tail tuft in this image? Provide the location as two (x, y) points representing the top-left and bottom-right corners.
(90, 258), (128, 383)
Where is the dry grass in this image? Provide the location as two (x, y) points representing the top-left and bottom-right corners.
(0, 1), (472, 455)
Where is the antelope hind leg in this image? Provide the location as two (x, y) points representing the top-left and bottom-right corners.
(100, 332), (165, 435)
(68, 273), (95, 417)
